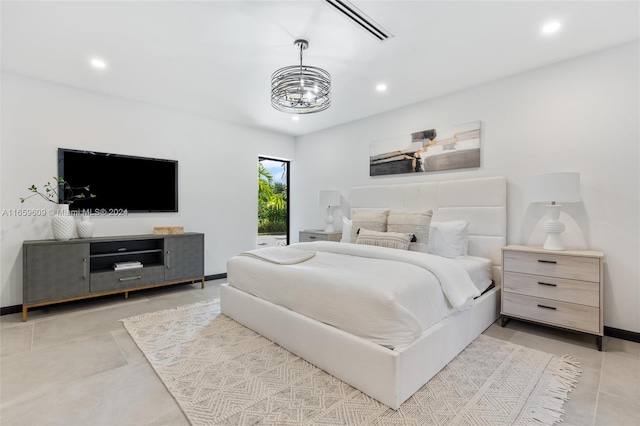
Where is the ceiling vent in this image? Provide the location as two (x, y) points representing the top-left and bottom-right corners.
(325, 0), (393, 42)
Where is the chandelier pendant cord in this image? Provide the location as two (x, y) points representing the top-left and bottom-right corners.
(299, 44), (303, 86)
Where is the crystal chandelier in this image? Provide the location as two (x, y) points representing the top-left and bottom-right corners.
(271, 39), (331, 114)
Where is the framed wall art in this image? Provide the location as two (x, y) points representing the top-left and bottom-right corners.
(370, 121), (482, 177)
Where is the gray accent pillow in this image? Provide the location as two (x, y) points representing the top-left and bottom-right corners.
(355, 228), (413, 250)
(350, 210), (389, 243)
(387, 210), (433, 253)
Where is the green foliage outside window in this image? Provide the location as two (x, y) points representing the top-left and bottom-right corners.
(258, 163), (287, 234)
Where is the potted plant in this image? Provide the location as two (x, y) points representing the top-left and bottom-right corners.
(21, 177), (95, 240)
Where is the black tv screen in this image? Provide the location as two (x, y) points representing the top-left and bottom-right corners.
(58, 148), (178, 213)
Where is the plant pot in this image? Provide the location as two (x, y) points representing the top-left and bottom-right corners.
(77, 215), (94, 239)
(51, 204), (75, 240)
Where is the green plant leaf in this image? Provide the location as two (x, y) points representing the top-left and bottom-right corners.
(20, 176), (95, 205)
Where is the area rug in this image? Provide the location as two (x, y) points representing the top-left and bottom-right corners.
(120, 299), (580, 426)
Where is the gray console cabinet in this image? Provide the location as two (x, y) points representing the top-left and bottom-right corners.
(23, 243), (90, 304)
(22, 233), (205, 321)
(165, 234), (204, 282)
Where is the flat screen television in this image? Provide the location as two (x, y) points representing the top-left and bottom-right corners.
(58, 148), (178, 213)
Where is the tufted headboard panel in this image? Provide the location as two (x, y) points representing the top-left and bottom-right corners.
(349, 176), (507, 284)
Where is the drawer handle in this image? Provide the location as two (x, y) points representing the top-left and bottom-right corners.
(538, 260), (557, 264)
(537, 304), (557, 310)
(119, 275), (142, 282)
(309, 236), (316, 239)
(538, 281), (557, 287)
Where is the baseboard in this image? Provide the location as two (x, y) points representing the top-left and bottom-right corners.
(1, 305), (22, 316)
(605, 326), (640, 344)
(205, 273), (227, 281)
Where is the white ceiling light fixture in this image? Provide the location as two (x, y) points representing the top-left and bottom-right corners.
(89, 57), (107, 70)
(376, 83), (387, 92)
(271, 39), (331, 114)
(541, 21), (562, 35)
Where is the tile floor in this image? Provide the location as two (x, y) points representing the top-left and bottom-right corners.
(1, 280), (638, 426)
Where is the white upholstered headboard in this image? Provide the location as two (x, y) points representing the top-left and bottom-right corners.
(349, 176), (507, 284)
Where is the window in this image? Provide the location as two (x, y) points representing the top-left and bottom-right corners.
(257, 157), (289, 247)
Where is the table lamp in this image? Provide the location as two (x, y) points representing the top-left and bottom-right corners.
(319, 190), (341, 232)
(529, 172), (581, 250)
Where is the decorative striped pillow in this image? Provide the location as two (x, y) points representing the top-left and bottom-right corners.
(387, 210), (433, 253)
(355, 228), (414, 250)
(350, 210), (389, 243)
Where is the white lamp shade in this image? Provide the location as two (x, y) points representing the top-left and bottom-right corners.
(319, 190), (341, 207)
(529, 173), (581, 204)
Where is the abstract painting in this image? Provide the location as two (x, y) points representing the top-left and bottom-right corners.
(370, 121), (482, 176)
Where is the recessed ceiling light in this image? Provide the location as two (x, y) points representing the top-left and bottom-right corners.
(89, 57), (107, 70)
(292, 116), (299, 121)
(541, 21), (561, 35)
(376, 84), (387, 92)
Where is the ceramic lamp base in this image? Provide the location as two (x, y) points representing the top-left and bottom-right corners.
(324, 207), (335, 233)
(542, 204), (566, 250)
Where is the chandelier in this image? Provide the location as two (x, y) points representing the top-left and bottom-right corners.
(271, 39), (331, 114)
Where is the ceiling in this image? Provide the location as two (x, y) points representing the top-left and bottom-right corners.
(2, 1), (638, 137)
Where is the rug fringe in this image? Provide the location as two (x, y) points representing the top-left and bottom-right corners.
(532, 355), (582, 425)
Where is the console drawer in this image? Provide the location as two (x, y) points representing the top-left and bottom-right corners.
(502, 292), (600, 334)
(503, 271), (599, 307)
(504, 250), (599, 282)
(90, 266), (165, 293)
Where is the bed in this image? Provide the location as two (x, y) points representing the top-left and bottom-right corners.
(222, 176), (507, 409)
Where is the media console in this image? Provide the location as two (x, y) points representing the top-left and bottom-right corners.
(22, 233), (204, 321)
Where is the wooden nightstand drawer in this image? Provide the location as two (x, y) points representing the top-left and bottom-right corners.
(300, 232), (326, 242)
(504, 250), (600, 282)
(503, 271), (599, 307)
(299, 231), (342, 242)
(503, 292), (600, 334)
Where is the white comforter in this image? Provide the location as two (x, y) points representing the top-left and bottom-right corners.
(226, 241), (481, 348)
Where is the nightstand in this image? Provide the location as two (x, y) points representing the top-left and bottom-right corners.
(501, 245), (604, 351)
(299, 230), (342, 242)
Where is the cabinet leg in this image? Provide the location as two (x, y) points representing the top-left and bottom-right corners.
(597, 336), (603, 351)
(22, 306), (28, 322)
(124, 291), (129, 300)
(500, 315), (510, 327)
(201, 278), (205, 289)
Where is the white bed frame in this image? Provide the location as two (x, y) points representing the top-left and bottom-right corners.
(222, 176), (507, 409)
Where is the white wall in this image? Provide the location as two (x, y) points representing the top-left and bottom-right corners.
(292, 42), (639, 333)
(1, 73), (295, 307)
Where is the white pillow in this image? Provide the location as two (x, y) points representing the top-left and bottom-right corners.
(428, 220), (469, 258)
(341, 217), (352, 243)
(355, 228), (413, 250)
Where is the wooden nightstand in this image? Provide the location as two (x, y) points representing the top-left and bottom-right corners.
(501, 245), (604, 351)
(299, 230), (342, 242)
